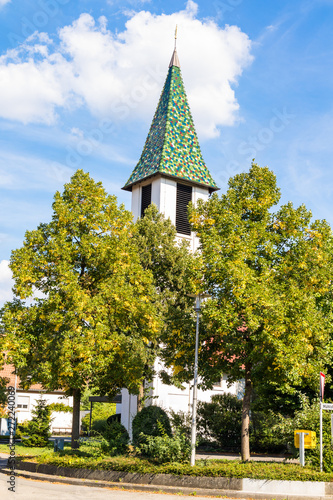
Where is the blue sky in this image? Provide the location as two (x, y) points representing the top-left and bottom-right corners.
(1, 0), (333, 304)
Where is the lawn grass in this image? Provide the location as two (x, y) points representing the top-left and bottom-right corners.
(0, 442), (55, 457)
(1, 441), (332, 482)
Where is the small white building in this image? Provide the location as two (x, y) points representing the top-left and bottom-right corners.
(119, 44), (239, 436)
(0, 362), (73, 429)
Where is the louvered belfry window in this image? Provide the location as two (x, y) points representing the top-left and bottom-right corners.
(141, 184), (152, 217)
(176, 183), (192, 235)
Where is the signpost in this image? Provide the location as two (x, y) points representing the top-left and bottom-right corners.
(320, 372), (325, 472)
(294, 430), (316, 466)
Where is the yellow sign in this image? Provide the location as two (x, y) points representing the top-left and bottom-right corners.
(294, 430), (317, 449)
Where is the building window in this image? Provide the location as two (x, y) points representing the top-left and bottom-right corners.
(17, 396), (30, 411)
(213, 377), (223, 388)
(141, 184), (152, 217)
(176, 183), (192, 235)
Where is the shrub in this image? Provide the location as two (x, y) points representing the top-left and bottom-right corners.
(250, 409), (288, 453)
(271, 396), (333, 469)
(169, 409), (192, 439)
(90, 419), (108, 435)
(197, 393), (242, 451)
(81, 402), (116, 433)
(15, 420), (30, 439)
(79, 436), (109, 456)
(137, 429), (191, 464)
(21, 396), (53, 447)
(0, 405), (8, 418)
(48, 402), (73, 413)
(103, 420), (130, 455)
(132, 405), (172, 445)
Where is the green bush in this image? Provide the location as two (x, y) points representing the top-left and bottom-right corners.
(103, 421), (130, 455)
(91, 419), (109, 435)
(22, 396), (53, 447)
(78, 437), (109, 456)
(48, 402), (73, 413)
(169, 409), (192, 439)
(15, 420), (30, 439)
(250, 409), (288, 454)
(197, 393), (242, 451)
(137, 429), (191, 464)
(132, 405), (172, 445)
(271, 396), (333, 470)
(81, 403), (116, 433)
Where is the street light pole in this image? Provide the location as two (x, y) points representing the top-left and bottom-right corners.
(190, 295), (200, 466)
(189, 293), (211, 467)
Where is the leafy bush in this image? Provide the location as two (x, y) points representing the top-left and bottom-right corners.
(103, 420), (130, 455)
(107, 413), (121, 425)
(48, 402), (73, 413)
(81, 402), (116, 434)
(132, 405), (172, 445)
(0, 405), (8, 418)
(36, 453), (333, 482)
(270, 396), (333, 470)
(22, 396), (53, 447)
(137, 428), (191, 464)
(78, 437), (109, 456)
(90, 419), (109, 435)
(250, 409), (288, 453)
(197, 393), (242, 451)
(15, 420), (30, 439)
(169, 409), (192, 439)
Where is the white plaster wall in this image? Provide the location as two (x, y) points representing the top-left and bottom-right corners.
(160, 177), (177, 224)
(131, 185), (140, 221)
(51, 411), (72, 432)
(119, 388), (137, 440)
(151, 178), (161, 210)
(150, 358), (240, 417)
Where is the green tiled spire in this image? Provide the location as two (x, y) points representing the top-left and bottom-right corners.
(122, 49), (218, 192)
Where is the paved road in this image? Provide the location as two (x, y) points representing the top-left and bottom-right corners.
(0, 474), (245, 500)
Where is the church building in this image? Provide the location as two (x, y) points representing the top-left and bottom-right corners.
(118, 38), (241, 435)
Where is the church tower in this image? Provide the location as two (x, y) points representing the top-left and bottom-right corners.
(119, 36), (222, 435)
(122, 35), (218, 251)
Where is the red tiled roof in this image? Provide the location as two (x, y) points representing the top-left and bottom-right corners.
(0, 363), (65, 393)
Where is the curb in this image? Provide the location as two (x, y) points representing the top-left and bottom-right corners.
(1, 460), (333, 500)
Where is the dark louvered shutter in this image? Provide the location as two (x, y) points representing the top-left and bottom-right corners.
(141, 184), (152, 217)
(176, 183), (192, 235)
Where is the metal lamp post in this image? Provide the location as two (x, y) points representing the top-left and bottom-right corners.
(188, 293), (211, 467)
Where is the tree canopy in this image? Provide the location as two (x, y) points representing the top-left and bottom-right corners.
(1, 170), (160, 447)
(190, 163), (333, 460)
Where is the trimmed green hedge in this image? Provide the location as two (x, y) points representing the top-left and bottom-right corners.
(32, 453), (333, 482)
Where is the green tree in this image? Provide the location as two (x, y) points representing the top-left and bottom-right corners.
(190, 162), (333, 461)
(22, 395), (52, 447)
(134, 204), (197, 392)
(1, 170), (160, 448)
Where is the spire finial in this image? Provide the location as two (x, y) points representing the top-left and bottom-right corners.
(174, 25), (178, 49)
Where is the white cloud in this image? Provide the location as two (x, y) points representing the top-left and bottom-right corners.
(0, 1), (253, 138)
(0, 260), (13, 305)
(0, 150), (74, 190)
(0, 0), (10, 7)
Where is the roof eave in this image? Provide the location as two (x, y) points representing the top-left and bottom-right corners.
(122, 172), (219, 193)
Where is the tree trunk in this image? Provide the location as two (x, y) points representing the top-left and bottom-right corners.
(71, 388), (81, 449)
(137, 382), (144, 413)
(241, 364), (252, 461)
